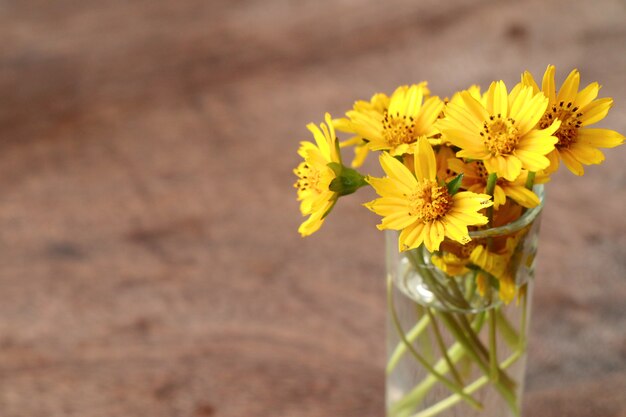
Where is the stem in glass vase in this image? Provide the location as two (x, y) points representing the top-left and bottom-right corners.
(389, 312), (487, 416)
(387, 277), (484, 411)
(426, 308), (465, 387)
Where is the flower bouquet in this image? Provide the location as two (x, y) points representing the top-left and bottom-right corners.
(293, 66), (623, 417)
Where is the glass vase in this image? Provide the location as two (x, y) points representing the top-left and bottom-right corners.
(385, 187), (544, 417)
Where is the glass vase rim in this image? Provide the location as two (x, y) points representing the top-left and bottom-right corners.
(468, 184), (545, 239)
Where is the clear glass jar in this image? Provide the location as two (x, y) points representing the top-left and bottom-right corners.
(385, 186), (544, 417)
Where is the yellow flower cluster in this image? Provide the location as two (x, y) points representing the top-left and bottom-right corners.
(293, 66), (623, 302)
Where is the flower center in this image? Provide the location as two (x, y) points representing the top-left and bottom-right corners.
(408, 180), (453, 222)
(382, 111), (416, 147)
(474, 161), (489, 180)
(294, 163), (322, 194)
(538, 101), (583, 149)
(481, 115), (519, 156)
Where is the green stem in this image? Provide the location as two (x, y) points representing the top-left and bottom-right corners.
(390, 313), (487, 416)
(416, 306), (436, 364)
(489, 309), (499, 381)
(411, 351), (523, 417)
(496, 309), (520, 349)
(446, 277), (471, 310)
(519, 284), (529, 351)
(387, 277), (483, 411)
(439, 310), (519, 414)
(524, 171), (536, 190)
(465, 270), (478, 300)
(427, 308), (464, 387)
(387, 315), (431, 374)
(446, 278), (515, 391)
(485, 172), (498, 229)
(439, 312), (488, 370)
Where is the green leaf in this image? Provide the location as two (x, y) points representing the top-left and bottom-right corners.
(446, 173), (464, 195)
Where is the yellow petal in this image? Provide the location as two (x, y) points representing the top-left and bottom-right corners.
(340, 135), (362, 147)
(306, 123), (330, 159)
(498, 275), (516, 304)
(460, 91), (490, 123)
(442, 217), (470, 242)
(508, 85), (533, 122)
(414, 137), (437, 181)
(493, 185), (507, 208)
(568, 143), (605, 165)
(440, 127), (484, 153)
(333, 117), (353, 133)
(545, 149), (560, 174)
(404, 84), (424, 117)
(378, 211), (418, 230)
(503, 185), (540, 208)
(574, 82), (600, 108)
(516, 124), (559, 153)
(367, 176), (411, 197)
(486, 81), (508, 116)
(514, 92), (549, 135)
(559, 149), (585, 175)
(298, 205), (327, 236)
(502, 155), (523, 181)
(556, 69), (580, 104)
(379, 153), (417, 190)
(576, 128), (624, 148)
(521, 70), (540, 93)
(579, 97), (613, 126)
(428, 220), (445, 252)
(541, 65), (556, 103)
(443, 100), (484, 131)
(399, 222), (425, 251)
(414, 96), (444, 135)
(514, 150), (551, 172)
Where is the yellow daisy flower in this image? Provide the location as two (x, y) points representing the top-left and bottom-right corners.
(522, 65), (625, 175)
(432, 238), (516, 303)
(432, 252), (471, 276)
(294, 113), (341, 237)
(438, 81), (561, 181)
(345, 83), (444, 157)
(470, 237), (520, 303)
(364, 138), (493, 252)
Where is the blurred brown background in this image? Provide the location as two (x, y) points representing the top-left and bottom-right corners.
(1, 0), (625, 416)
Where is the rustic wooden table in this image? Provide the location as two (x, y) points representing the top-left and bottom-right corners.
(1, 0), (625, 416)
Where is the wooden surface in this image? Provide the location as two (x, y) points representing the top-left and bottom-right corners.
(1, 0), (625, 416)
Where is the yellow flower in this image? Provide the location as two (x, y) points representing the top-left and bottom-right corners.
(345, 83), (443, 157)
(438, 81), (561, 181)
(432, 252), (471, 275)
(293, 113), (341, 236)
(334, 93), (390, 168)
(522, 65), (624, 175)
(470, 240), (518, 303)
(364, 138), (493, 252)
(446, 158), (542, 209)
